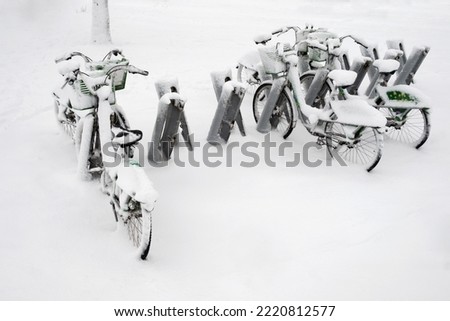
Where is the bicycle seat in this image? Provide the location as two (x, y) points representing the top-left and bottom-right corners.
(328, 70), (357, 87)
(112, 127), (143, 147)
(373, 59), (400, 74)
(254, 33), (272, 45)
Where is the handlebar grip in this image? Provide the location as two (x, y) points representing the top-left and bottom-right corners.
(128, 65), (149, 76)
(110, 49), (122, 56)
(55, 53), (72, 64)
(272, 28), (284, 35)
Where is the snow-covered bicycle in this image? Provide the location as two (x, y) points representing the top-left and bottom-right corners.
(237, 25), (348, 93)
(300, 39), (431, 149)
(53, 49), (126, 141)
(253, 41), (387, 172)
(53, 51), (157, 259)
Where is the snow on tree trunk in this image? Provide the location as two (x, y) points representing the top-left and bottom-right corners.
(91, 0), (112, 43)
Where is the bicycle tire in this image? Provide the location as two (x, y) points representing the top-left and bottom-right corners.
(54, 101), (77, 141)
(325, 122), (383, 172)
(381, 107), (430, 149)
(237, 63), (262, 95)
(298, 71), (332, 125)
(252, 82), (295, 139)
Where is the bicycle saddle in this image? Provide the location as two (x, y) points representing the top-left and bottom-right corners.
(328, 70), (357, 88)
(112, 127), (143, 147)
(373, 59), (400, 74)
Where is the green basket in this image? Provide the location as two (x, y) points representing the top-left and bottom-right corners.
(86, 58), (129, 91)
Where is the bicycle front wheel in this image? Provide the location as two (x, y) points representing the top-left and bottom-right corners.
(237, 64), (262, 95)
(253, 83), (295, 139)
(381, 108), (430, 149)
(113, 192), (153, 260)
(54, 101), (77, 141)
(325, 123), (383, 172)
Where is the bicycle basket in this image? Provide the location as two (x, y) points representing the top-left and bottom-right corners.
(258, 45), (287, 74)
(86, 59), (129, 91)
(306, 31), (339, 64)
(307, 46), (328, 63)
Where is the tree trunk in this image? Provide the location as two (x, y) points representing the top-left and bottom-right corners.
(91, 0), (112, 43)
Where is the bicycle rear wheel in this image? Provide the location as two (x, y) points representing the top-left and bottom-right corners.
(122, 197), (153, 260)
(107, 180), (153, 260)
(381, 108), (430, 149)
(253, 83), (295, 139)
(325, 123), (383, 172)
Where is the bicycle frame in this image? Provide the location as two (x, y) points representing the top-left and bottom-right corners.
(54, 51), (157, 259)
(237, 26), (351, 91)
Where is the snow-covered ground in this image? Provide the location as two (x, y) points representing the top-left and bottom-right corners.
(1, 0), (450, 300)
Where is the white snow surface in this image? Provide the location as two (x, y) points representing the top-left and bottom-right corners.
(331, 99), (387, 127)
(1, 0), (450, 300)
(328, 70), (358, 87)
(109, 165), (158, 209)
(373, 59), (400, 73)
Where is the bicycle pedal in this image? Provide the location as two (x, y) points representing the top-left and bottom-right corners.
(316, 137), (326, 146)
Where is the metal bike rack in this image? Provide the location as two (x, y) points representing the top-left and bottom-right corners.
(394, 46), (430, 85)
(207, 69), (246, 144)
(360, 44), (380, 82)
(347, 56), (372, 95)
(148, 77), (193, 164)
(256, 77), (286, 133)
(304, 68), (330, 106)
(386, 40), (407, 73)
(365, 69), (380, 99)
(339, 49), (351, 71)
(298, 53), (311, 75)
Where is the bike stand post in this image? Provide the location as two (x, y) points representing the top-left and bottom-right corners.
(386, 39), (407, 75)
(207, 69), (246, 144)
(339, 49), (351, 71)
(298, 53), (310, 75)
(394, 46), (430, 85)
(365, 69), (381, 99)
(360, 44), (379, 82)
(347, 57), (372, 95)
(304, 68), (329, 106)
(148, 77), (193, 164)
(256, 77), (285, 134)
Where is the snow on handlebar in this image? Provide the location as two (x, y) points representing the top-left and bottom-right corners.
(127, 65), (149, 76)
(55, 52), (92, 64)
(340, 34), (369, 49)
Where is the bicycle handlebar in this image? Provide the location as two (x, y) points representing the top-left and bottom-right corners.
(55, 52), (93, 64)
(55, 49), (127, 65)
(102, 49), (125, 61)
(272, 26), (301, 36)
(105, 64), (149, 78)
(340, 34), (369, 49)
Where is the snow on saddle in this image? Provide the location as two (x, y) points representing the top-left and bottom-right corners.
(328, 70), (357, 88)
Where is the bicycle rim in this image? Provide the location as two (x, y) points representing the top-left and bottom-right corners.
(381, 108), (430, 149)
(325, 123), (383, 172)
(253, 83), (294, 139)
(124, 199), (152, 260)
(237, 64), (261, 95)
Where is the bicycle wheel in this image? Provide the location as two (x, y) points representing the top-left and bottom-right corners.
(54, 101), (77, 141)
(120, 194), (153, 260)
(298, 72), (332, 125)
(237, 63), (262, 95)
(325, 122), (383, 172)
(381, 108), (430, 149)
(253, 83), (295, 139)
